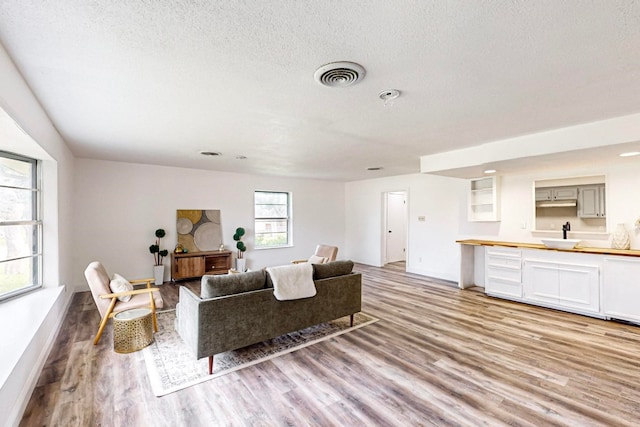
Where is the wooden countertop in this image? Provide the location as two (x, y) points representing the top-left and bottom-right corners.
(456, 239), (640, 258)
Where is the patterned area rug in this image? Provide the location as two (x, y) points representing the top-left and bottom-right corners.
(142, 310), (378, 396)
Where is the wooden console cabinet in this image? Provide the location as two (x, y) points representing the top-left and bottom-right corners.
(171, 250), (232, 281)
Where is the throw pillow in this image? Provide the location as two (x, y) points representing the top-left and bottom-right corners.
(313, 260), (354, 280)
(308, 254), (328, 264)
(201, 270), (266, 298)
(109, 273), (133, 302)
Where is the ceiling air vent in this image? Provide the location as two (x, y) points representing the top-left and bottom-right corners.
(314, 61), (366, 88)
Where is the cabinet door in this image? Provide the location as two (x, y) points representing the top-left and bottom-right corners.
(598, 185), (606, 218)
(552, 187), (578, 200)
(603, 257), (640, 323)
(556, 264), (599, 313)
(535, 188), (552, 201)
(174, 256), (205, 279)
(523, 260), (559, 305)
(578, 186), (600, 218)
(204, 253), (231, 275)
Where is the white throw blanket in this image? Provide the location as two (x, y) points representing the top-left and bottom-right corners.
(267, 263), (316, 301)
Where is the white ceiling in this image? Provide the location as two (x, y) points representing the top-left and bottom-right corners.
(1, 1), (640, 181)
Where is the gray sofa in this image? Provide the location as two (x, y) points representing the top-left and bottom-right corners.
(175, 260), (362, 373)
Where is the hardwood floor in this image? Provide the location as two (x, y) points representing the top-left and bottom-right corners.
(20, 264), (640, 426)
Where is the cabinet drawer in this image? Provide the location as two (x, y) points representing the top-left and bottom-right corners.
(486, 277), (523, 298)
(487, 247), (522, 271)
(487, 255), (522, 269)
(487, 247), (521, 262)
(486, 265), (522, 282)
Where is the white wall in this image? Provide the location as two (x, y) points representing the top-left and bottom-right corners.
(345, 173), (467, 282)
(0, 42), (75, 426)
(72, 159), (346, 290)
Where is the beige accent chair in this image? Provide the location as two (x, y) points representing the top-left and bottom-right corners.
(84, 261), (164, 345)
(292, 244), (338, 264)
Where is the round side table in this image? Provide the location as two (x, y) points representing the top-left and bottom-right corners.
(113, 307), (153, 353)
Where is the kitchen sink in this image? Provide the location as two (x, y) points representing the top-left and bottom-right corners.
(541, 238), (582, 249)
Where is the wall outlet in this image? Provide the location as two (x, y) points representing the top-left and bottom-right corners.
(418, 257), (422, 263)
(520, 222), (527, 229)
(418, 216), (426, 222)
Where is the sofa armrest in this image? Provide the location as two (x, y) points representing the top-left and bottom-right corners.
(176, 286), (201, 358)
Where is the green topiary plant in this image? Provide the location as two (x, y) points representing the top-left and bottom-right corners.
(233, 227), (246, 259)
(149, 228), (169, 266)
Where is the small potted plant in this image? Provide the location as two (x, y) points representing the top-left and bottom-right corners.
(233, 227), (247, 272)
(149, 228), (169, 285)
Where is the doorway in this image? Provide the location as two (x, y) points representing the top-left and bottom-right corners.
(384, 191), (407, 266)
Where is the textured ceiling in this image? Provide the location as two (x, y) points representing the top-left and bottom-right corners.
(1, 1), (640, 181)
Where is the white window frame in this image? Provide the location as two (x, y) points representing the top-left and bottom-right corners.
(254, 190), (292, 249)
(0, 150), (42, 301)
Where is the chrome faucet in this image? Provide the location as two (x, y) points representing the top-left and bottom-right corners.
(562, 221), (571, 239)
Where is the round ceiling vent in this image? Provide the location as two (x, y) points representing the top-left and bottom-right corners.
(314, 61), (366, 88)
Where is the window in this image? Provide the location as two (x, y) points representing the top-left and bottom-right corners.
(254, 191), (291, 248)
(0, 151), (41, 300)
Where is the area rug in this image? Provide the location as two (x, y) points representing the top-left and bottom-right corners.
(142, 310), (378, 396)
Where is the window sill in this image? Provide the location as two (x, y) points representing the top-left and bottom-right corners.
(0, 286), (67, 398)
(254, 245), (294, 251)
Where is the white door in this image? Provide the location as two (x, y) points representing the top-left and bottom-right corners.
(385, 192), (406, 263)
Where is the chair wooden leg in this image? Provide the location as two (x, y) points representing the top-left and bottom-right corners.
(209, 356), (214, 375)
(149, 289), (158, 332)
(152, 312), (158, 333)
(94, 297), (117, 345)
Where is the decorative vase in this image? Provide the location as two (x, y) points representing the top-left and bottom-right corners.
(611, 223), (631, 250)
(235, 258), (246, 273)
(153, 265), (164, 285)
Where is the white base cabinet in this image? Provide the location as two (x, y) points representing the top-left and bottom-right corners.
(464, 241), (640, 324)
(523, 259), (600, 314)
(603, 257), (640, 323)
(483, 247), (606, 320)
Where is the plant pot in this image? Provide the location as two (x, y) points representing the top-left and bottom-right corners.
(153, 265), (165, 285)
(235, 258), (246, 273)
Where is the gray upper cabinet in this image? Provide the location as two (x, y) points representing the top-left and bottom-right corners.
(553, 187), (578, 200)
(535, 188), (552, 201)
(578, 184), (606, 218)
(535, 186), (578, 201)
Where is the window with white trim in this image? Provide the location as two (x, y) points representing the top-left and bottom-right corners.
(0, 151), (41, 300)
(254, 191), (291, 248)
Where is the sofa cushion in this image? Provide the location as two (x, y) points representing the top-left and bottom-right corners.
(312, 260), (354, 280)
(201, 270), (266, 298)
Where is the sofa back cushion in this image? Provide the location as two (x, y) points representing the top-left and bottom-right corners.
(201, 270), (266, 298)
(312, 260), (354, 280)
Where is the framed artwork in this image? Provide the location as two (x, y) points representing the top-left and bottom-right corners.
(176, 209), (222, 253)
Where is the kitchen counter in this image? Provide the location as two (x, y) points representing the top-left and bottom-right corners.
(456, 239), (640, 258)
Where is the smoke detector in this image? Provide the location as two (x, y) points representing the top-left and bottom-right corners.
(314, 61), (366, 88)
